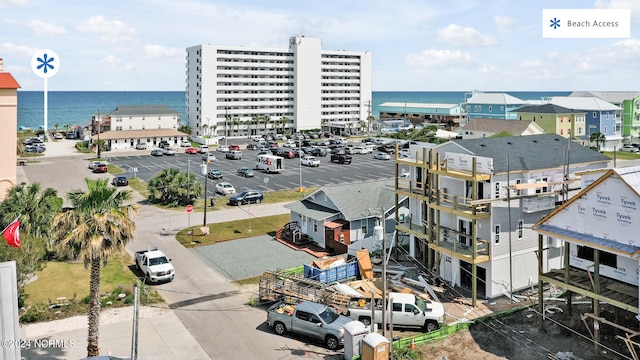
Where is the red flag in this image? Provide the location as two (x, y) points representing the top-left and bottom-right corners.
(2, 218), (20, 248)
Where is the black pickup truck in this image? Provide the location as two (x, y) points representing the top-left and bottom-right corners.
(330, 148), (352, 164)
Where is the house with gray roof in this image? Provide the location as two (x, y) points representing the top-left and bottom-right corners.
(463, 91), (525, 120)
(547, 96), (623, 151)
(570, 91), (640, 140)
(459, 118), (544, 140)
(511, 104), (586, 140)
(283, 180), (408, 255)
(395, 133), (610, 303)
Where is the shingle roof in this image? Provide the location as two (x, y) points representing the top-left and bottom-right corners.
(460, 118), (538, 134)
(512, 103), (580, 114)
(303, 180), (398, 221)
(107, 104), (180, 116)
(0, 73), (20, 89)
(443, 133), (610, 173)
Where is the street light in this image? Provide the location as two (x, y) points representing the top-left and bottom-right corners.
(200, 162), (208, 226)
(298, 138), (303, 192)
(372, 208), (388, 338)
(225, 107), (229, 146)
(96, 109), (101, 158)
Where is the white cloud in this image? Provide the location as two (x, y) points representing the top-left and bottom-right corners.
(100, 55), (137, 72)
(77, 16), (137, 43)
(143, 44), (184, 60)
(405, 49), (475, 68)
(594, 0), (640, 20)
(437, 24), (497, 47)
(0, 42), (38, 57)
(0, 0), (27, 9)
(26, 19), (66, 36)
(494, 15), (515, 34)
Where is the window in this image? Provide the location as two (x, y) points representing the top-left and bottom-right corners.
(536, 177), (548, 194)
(560, 129), (563, 135)
(361, 223), (368, 236)
(517, 220), (523, 239)
(488, 105), (493, 112)
(593, 112), (597, 118)
(392, 302), (402, 312)
(313, 221), (318, 232)
(405, 304), (418, 313)
(494, 224), (500, 244)
(494, 182), (501, 199)
(576, 246), (617, 268)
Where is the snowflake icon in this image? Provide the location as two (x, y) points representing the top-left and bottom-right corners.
(549, 17), (561, 29)
(36, 53), (55, 74)
(31, 49), (60, 78)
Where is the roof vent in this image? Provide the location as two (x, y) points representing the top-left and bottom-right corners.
(480, 144), (486, 147)
(554, 138), (560, 141)
(507, 141), (512, 145)
(533, 140), (538, 143)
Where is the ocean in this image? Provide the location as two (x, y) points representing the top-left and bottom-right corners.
(17, 90), (571, 130)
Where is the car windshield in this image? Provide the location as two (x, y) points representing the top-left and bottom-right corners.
(149, 256), (169, 266)
(223, 184), (232, 188)
(318, 307), (340, 324)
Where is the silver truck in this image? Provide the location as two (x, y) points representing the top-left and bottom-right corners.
(266, 300), (353, 350)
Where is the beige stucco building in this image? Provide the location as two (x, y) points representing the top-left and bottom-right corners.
(0, 58), (21, 200)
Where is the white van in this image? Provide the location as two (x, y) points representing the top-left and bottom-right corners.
(256, 154), (284, 173)
(250, 135), (264, 142)
(198, 145), (209, 154)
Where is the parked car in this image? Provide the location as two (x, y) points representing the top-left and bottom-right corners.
(246, 143), (258, 151)
(151, 149), (164, 156)
(135, 142), (148, 150)
(621, 145), (639, 153)
(228, 144), (241, 151)
(374, 152), (391, 160)
(53, 132), (63, 139)
(237, 167), (255, 178)
(202, 152), (216, 161)
(215, 182), (236, 195)
(185, 147), (198, 154)
(88, 161), (106, 169)
(207, 169), (223, 180)
(309, 147), (328, 157)
(111, 176), (129, 187)
(217, 145), (230, 153)
(158, 140), (171, 149)
(198, 145), (209, 154)
(163, 147), (176, 156)
(180, 140), (191, 147)
(93, 164), (108, 173)
(229, 190), (263, 205)
(301, 156), (320, 167)
(25, 145), (46, 153)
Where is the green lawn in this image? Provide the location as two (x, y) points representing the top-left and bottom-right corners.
(23, 253), (139, 306)
(176, 213), (290, 248)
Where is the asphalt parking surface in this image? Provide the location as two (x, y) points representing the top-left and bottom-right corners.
(105, 146), (401, 197)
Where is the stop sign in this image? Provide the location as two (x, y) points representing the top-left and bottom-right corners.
(186, 205), (193, 213)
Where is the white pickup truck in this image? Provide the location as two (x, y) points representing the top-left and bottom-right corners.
(300, 156), (320, 167)
(134, 248), (175, 283)
(345, 292), (444, 332)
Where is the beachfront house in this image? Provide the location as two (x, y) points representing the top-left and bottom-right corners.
(394, 134), (610, 305)
(533, 166), (640, 329)
(463, 91), (526, 121)
(378, 102), (465, 131)
(90, 104), (188, 151)
(459, 118), (544, 140)
(281, 180), (408, 256)
(570, 91), (640, 141)
(547, 96), (623, 151)
(0, 58), (20, 200)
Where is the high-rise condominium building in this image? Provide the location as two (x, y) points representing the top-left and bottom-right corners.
(185, 36), (372, 140)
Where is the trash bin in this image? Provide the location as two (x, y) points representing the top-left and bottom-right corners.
(343, 320), (369, 360)
(361, 332), (390, 360)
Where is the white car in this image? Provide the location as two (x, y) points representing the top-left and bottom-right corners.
(163, 147), (176, 156)
(135, 142), (148, 150)
(374, 152), (391, 160)
(300, 156), (320, 167)
(217, 145), (230, 153)
(620, 145), (639, 153)
(215, 182), (236, 195)
(180, 140), (191, 147)
(202, 152), (216, 161)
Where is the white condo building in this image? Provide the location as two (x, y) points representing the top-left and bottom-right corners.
(185, 36), (372, 142)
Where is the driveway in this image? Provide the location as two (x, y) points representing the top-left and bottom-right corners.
(193, 235), (316, 281)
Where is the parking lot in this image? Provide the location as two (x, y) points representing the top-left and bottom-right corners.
(106, 144), (401, 198)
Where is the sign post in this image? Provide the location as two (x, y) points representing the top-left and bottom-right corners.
(186, 204), (193, 229)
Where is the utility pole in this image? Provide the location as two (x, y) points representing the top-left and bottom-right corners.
(381, 207), (387, 338)
(130, 281), (140, 360)
(96, 109), (101, 158)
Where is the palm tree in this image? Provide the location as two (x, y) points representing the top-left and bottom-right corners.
(251, 115), (261, 136)
(590, 131), (606, 150)
(280, 116), (290, 134)
(263, 115), (271, 135)
(53, 178), (138, 357)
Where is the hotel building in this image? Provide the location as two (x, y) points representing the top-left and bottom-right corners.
(185, 36), (372, 141)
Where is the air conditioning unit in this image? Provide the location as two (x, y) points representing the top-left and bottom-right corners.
(549, 238), (562, 248)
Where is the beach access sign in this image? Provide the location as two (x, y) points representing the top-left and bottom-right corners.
(542, 9), (630, 38)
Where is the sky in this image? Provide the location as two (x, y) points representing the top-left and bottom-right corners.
(2, 0), (640, 92)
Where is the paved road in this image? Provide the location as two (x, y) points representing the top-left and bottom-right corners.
(18, 143), (346, 359)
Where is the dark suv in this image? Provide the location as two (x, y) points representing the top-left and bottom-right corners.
(158, 140), (171, 149)
(229, 190), (263, 205)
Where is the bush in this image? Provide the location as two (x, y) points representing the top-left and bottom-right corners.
(20, 303), (51, 323)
